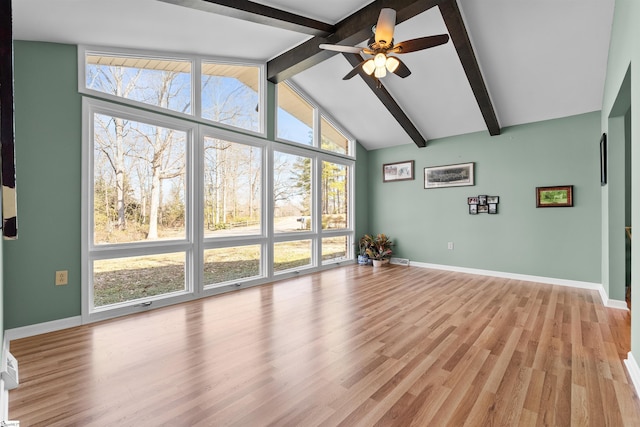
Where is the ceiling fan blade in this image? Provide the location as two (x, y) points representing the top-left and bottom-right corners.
(392, 34), (450, 54)
(342, 60), (367, 80)
(319, 44), (362, 54)
(390, 57), (411, 78)
(375, 8), (396, 47)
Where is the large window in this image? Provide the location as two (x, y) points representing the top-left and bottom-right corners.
(83, 48), (354, 322)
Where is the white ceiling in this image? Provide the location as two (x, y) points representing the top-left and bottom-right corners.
(12, 0), (615, 150)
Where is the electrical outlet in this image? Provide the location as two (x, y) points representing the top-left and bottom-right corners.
(447, 242), (454, 250)
(55, 270), (68, 286)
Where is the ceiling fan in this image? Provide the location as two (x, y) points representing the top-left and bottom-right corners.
(319, 8), (449, 82)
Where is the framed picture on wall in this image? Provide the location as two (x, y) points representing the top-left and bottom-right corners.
(600, 133), (607, 186)
(536, 185), (574, 208)
(383, 160), (414, 182)
(424, 162), (475, 189)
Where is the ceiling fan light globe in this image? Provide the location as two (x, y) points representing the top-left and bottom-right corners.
(374, 53), (387, 68)
(374, 67), (387, 78)
(363, 59), (376, 75)
(385, 56), (400, 73)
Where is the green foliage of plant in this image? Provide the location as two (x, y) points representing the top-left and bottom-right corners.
(363, 233), (394, 260)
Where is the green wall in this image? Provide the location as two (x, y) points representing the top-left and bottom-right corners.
(367, 112), (602, 283)
(4, 41), (82, 329)
(602, 0), (640, 358)
(354, 142), (369, 244)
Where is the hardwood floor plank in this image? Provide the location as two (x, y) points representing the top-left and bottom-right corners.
(8, 265), (640, 426)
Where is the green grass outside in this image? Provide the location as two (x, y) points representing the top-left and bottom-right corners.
(94, 238), (348, 307)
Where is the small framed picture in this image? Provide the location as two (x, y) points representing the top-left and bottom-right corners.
(478, 205), (489, 213)
(469, 204), (478, 215)
(468, 197), (479, 205)
(383, 160), (414, 182)
(536, 185), (573, 208)
(478, 195), (487, 206)
(487, 196), (499, 204)
(488, 203), (498, 214)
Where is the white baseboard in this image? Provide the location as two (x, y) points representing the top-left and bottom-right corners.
(605, 298), (630, 310)
(410, 261), (627, 310)
(4, 316), (82, 345)
(624, 352), (640, 396)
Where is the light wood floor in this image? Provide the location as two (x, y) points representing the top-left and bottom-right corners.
(9, 265), (640, 426)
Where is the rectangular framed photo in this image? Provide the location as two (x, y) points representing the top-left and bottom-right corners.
(467, 197), (479, 205)
(600, 133), (607, 186)
(383, 160), (414, 182)
(478, 195), (487, 206)
(478, 205), (489, 213)
(488, 203), (498, 214)
(487, 196), (499, 204)
(424, 162), (474, 189)
(536, 185), (573, 208)
(469, 204), (478, 215)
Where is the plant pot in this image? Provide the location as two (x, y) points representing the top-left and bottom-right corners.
(372, 259), (383, 267)
(357, 255), (369, 265)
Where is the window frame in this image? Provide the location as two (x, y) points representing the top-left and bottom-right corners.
(81, 47), (355, 324)
(317, 152), (355, 266)
(79, 45), (267, 137)
(82, 97), (197, 322)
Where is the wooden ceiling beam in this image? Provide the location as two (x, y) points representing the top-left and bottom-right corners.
(267, 0), (444, 83)
(343, 53), (427, 148)
(438, 0), (500, 135)
(158, 0), (335, 36)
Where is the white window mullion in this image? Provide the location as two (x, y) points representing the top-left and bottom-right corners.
(265, 142), (275, 279)
(192, 125), (204, 297)
(313, 156), (322, 267)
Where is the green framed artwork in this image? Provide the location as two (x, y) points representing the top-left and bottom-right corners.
(536, 185), (573, 208)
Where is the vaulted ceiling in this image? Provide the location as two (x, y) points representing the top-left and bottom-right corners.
(12, 0), (614, 150)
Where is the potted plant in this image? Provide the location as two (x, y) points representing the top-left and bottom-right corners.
(365, 233), (393, 267)
(357, 234), (374, 265)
